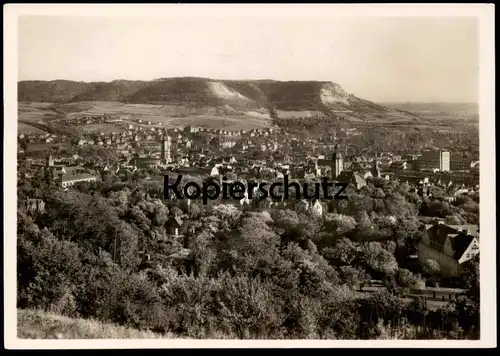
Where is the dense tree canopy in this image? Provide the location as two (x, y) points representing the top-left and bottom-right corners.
(17, 170), (480, 339)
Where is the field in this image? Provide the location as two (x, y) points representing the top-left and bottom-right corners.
(18, 123), (46, 134)
(383, 102), (479, 122)
(18, 100), (479, 135)
(18, 102), (59, 122)
(24, 143), (59, 152)
(18, 102), (55, 110)
(276, 110), (324, 118)
(79, 123), (128, 134)
(17, 309), (175, 339)
(17, 102), (59, 134)
(20, 101), (274, 132)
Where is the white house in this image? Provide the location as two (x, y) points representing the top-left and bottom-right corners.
(418, 222), (479, 277)
(308, 199), (323, 217)
(210, 165), (220, 176)
(60, 174), (97, 188)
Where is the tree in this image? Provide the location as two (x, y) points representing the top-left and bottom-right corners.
(445, 214), (466, 225)
(211, 204), (242, 228)
(259, 168), (276, 181)
(321, 237), (359, 266)
(360, 242), (398, 278)
(460, 254), (479, 302)
(421, 200), (453, 218)
(188, 203), (202, 219)
(214, 274), (284, 338)
(228, 214), (280, 255)
(152, 203), (169, 226)
(129, 206), (152, 232)
(339, 265), (369, 289)
(225, 172), (237, 181)
(422, 259), (440, 277)
(323, 213), (356, 236)
(19, 139), (28, 151)
(109, 189), (131, 207)
(394, 268), (425, 292)
(17, 230), (82, 314)
(170, 206), (184, 218)
(271, 209), (299, 228)
(372, 188), (386, 199)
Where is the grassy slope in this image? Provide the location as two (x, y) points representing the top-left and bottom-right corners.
(17, 308), (425, 340)
(17, 78), (422, 129)
(17, 309), (173, 339)
(17, 78), (384, 112)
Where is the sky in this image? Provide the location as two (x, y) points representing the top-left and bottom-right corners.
(17, 14), (479, 103)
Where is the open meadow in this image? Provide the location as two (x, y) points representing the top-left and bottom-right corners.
(18, 102), (59, 122)
(80, 123), (128, 134)
(18, 123), (46, 134)
(19, 101), (274, 132)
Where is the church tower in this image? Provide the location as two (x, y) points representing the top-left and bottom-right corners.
(45, 153), (54, 167)
(331, 144), (344, 179)
(371, 158), (381, 178)
(161, 135), (171, 164)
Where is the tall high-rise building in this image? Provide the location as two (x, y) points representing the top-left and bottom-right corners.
(331, 144), (344, 179)
(161, 135), (171, 164)
(440, 151), (451, 171)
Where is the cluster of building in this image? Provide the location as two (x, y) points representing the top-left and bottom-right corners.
(18, 117), (481, 279)
(285, 146), (479, 192)
(62, 115), (121, 126)
(24, 154), (98, 188)
(18, 121), (480, 195)
(413, 149), (479, 172)
(18, 132), (65, 145)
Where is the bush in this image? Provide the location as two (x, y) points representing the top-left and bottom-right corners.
(159, 272), (286, 338)
(74, 253), (164, 331)
(16, 174), (480, 340)
(17, 231), (82, 313)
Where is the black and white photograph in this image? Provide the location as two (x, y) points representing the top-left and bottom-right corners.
(3, 4), (496, 349)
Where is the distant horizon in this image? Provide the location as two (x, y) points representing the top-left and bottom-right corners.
(16, 76), (478, 105)
(18, 15), (479, 103)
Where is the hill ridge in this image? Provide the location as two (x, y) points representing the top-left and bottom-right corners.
(18, 77), (417, 120)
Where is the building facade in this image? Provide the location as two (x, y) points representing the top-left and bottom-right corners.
(61, 174), (97, 188)
(20, 198), (46, 214)
(415, 150), (450, 172)
(418, 222), (479, 277)
(450, 159), (472, 172)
